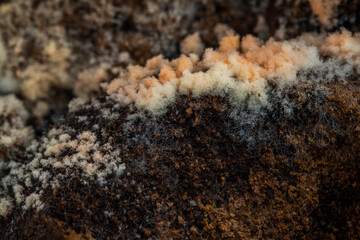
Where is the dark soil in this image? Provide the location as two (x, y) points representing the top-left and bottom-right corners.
(1, 1), (360, 239)
(1, 77), (359, 239)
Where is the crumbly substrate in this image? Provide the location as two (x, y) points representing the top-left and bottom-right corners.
(0, 0), (360, 239)
(2, 88), (360, 239)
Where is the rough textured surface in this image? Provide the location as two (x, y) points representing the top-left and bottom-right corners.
(0, 0), (360, 239)
(2, 81), (360, 239)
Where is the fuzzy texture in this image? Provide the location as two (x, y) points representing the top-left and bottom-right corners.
(105, 31), (353, 114)
(0, 28), (357, 219)
(0, 95), (33, 149)
(0, 125), (125, 216)
(321, 29), (360, 73)
(19, 40), (73, 102)
(308, 0), (340, 27)
(74, 64), (110, 98)
(0, 100), (126, 216)
(0, 1), (359, 239)
(180, 32), (205, 56)
(0, 198), (12, 217)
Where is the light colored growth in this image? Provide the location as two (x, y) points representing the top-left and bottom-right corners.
(300, 30), (360, 73)
(0, 95), (36, 217)
(321, 29), (360, 73)
(0, 32), (6, 68)
(74, 64), (109, 98)
(0, 198), (12, 217)
(0, 124), (125, 216)
(105, 31), (350, 114)
(0, 0), (75, 109)
(298, 32), (326, 49)
(1, 27), (358, 218)
(308, 0), (340, 27)
(0, 94), (33, 148)
(19, 40), (72, 102)
(214, 24), (234, 41)
(180, 32), (205, 56)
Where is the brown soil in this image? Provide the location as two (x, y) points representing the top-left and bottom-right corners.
(1, 1), (360, 239)
(1, 77), (359, 239)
